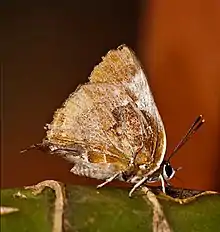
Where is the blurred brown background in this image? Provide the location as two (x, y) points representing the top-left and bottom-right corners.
(2, 1), (220, 191)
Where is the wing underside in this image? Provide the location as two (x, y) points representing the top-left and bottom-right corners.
(44, 45), (167, 179)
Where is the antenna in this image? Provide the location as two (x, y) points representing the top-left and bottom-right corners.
(167, 115), (205, 162)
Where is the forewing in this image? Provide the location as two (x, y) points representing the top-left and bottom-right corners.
(89, 45), (166, 174)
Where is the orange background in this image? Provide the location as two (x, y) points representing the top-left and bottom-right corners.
(2, 1), (220, 192)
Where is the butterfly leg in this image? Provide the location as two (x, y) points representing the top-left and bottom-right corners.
(159, 175), (166, 193)
(164, 178), (172, 188)
(96, 172), (121, 189)
(128, 176), (148, 197)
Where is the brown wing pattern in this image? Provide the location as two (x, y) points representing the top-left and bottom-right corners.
(44, 45), (166, 179)
(89, 45), (166, 174)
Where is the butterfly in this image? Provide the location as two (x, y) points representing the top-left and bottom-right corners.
(22, 45), (204, 197)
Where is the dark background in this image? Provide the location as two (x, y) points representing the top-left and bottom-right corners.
(2, 1), (220, 191)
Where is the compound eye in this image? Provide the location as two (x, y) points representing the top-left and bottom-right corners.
(163, 163), (175, 180)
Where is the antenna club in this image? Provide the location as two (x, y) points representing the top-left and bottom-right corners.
(167, 115), (205, 161)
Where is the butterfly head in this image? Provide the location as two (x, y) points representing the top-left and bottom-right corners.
(162, 161), (176, 180)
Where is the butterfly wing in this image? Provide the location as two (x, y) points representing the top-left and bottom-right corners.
(43, 45), (166, 179)
(89, 45), (167, 175)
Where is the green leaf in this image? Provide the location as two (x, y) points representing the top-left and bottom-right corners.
(1, 181), (220, 232)
(1, 188), (54, 232)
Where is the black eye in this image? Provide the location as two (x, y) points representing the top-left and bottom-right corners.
(165, 163), (173, 178)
